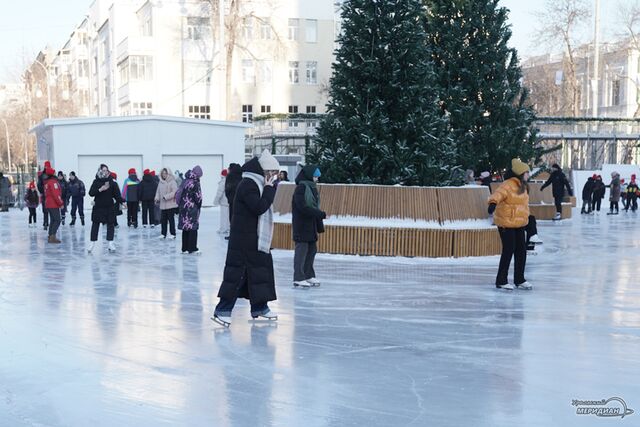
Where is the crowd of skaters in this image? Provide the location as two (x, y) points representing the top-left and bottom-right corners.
(580, 171), (640, 215)
(5, 150), (326, 326)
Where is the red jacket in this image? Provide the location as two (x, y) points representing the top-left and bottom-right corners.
(44, 178), (64, 209)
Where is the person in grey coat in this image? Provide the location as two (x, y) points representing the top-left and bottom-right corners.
(607, 171), (622, 215)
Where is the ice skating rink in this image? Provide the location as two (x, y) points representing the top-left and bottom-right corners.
(0, 208), (638, 426)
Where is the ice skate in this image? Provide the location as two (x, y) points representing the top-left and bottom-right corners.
(293, 280), (311, 288)
(80, 217), (85, 226)
(108, 241), (116, 252)
(212, 314), (231, 328)
(516, 281), (533, 290)
(307, 277), (321, 287)
(169, 235), (176, 239)
(158, 235), (166, 239)
(496, 283), (515, 290)
(252, 309), (278, 321)
(69, 217), (76, 226)
(87, 241), (96, 253)
(528, 234), (542, 244)
(552, 213), (561, 220)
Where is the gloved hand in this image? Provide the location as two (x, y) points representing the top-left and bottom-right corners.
(488, 203), (496, 214)
(320, 211), (327, 220)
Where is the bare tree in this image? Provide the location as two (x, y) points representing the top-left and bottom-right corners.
(534, 0), (591, 117)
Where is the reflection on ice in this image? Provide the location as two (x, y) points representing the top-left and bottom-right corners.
(0, 209), (638, 426)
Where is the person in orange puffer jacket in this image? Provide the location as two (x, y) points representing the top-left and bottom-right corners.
(488, 158), (533, 291)
(43, 166), (64, 244)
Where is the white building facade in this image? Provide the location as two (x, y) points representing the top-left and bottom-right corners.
(46, 0), (336, 127)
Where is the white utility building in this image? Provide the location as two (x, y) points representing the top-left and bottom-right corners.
(30, 115), (248, 206)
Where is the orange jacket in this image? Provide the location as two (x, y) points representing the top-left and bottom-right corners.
(489, 177), (530, 228)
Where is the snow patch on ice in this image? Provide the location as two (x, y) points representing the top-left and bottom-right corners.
(273, 213), (495, 230)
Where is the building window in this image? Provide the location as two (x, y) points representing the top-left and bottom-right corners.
(305, 19), (317, 43)
(138, 7), (153, 37)
(260, 18), (271, 40)
(132, 102), (153, 115)
(288, 105), (298, 113)
(78, 59), (89, 78)
(103, 77), (110, 97)
(306, 61), (317, 84)
(242, 59), (255, 83)
(288, 61), (299, 84)
(78, 32), (88, 46)
(260, 60), (272, 83)
(189, 105), (211, 119)
(186, 17), (210, 41)
(288, 19), (299, 41)
(612, 80), (621, 106)
(118, 59), (129, 85)
(261, 105), (271, 113)
(130, 56), (153, 81)
(242, 104), (253, 122)
(306, 105), (316, 113)
(243, 17), (253, 39)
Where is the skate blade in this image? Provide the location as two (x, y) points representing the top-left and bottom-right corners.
(211, 316), (231, 328)
(251, 316), (278, 322)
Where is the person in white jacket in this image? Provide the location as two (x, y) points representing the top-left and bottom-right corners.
(213, 169), (230, 235)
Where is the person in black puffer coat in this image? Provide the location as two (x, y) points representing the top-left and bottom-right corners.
(213, 151), (280, 326)
(67, 171), (86, 226)
(292, 165), (326, 288)
(139, 169), (159, 227)
(225, 163), (243, 223)
(581, 176), (595, 214)
(540, 164), (573, 219)
(88, 164), (123, 253)
(57, 171), (69, 225)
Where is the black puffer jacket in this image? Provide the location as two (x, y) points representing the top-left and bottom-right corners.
(582, 178), (595, 200)
(292, 165), (326, 242)
(218, 158), (277, 305)
(541, 169), (573, 198)
(138, 174), (158, 202)
(89, 176), (123, 224)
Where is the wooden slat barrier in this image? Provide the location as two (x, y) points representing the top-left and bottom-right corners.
(437, 187), (490, 222)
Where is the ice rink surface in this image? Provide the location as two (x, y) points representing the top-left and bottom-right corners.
(0, 208), (638, 426)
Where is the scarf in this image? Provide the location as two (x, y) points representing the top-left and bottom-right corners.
(243, 172), (273, 254)
(300, 180), (320, 209)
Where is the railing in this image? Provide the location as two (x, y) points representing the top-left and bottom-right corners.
(535, 117), (640, 140)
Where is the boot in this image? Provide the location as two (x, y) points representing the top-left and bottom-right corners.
(48, 235), (61, 244)
(70, 217), (76, 226)
(80, 217), (85, 226)
(61, 216), (65, 226)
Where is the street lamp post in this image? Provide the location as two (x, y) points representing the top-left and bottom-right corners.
(32, 59), (52, 119)
(0, 118), (10, 173)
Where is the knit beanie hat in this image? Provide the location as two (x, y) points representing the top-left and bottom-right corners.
(221, 169), (228, 177)
(258, 149), (280, 171)
(511, 158), (530, 176)
(128, 168), (136, 175)
(313, 168), (322, 178)
(110, 171), (117, 179)
(143, 169), (150, 175)
(480, 171), (490, 179)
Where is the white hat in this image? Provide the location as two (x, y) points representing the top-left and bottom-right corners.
(259, 149), (280, 171)
(480, 171), (490, 179)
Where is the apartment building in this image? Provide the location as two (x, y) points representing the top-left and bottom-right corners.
(522, 40), (640, 118)
(39, 0), (335, 129)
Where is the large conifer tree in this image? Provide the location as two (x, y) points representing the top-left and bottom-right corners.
(307, 0), (459, 185)
(425, 0), (541, 172)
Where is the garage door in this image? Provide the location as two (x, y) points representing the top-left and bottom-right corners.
(78, 155), (143, 203)
(162, 155), (222, 207)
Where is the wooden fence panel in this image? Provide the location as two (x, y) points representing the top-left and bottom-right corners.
(437, 187), (490, 222)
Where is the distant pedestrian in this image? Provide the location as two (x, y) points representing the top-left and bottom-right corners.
(57, 171), (69, 225)
(540, 164), (572, 220)
(37, 162), (51, 229)
(67, 171), (86, 226)
(139, 169), (158, 228)
(110, 172), (123, 228)
(213, 151), (280, 327)
(122, 168), (141, 228)
(155, 167), (178, 239)
(625, 175), (639, 212)
(581, 176), (595, 214)
(607, 171), (621, 215)
(152, 170), (161, 226)
(0, 171), (11, 212)
(24, 181), (39, 227)
(479, 171), (492, 188)
(591, 175), (605, 212)
(487, 158), (532, 291)
(88, 164), (123, 253)
(178, 166), (203, 254)
(213, 168), (230, 236)
(292, 165), (326, 288)
(43, 166), (64, 244)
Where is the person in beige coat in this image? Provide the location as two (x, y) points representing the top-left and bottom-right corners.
(213, 169), (230, 236)
(155, 167), (178, 239)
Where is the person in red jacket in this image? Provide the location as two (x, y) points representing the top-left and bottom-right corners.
(43, 166), (64, 244)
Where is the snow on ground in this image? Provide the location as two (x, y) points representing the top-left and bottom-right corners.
(0, 207), (638, 426)
(274, 213), (495, 229)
